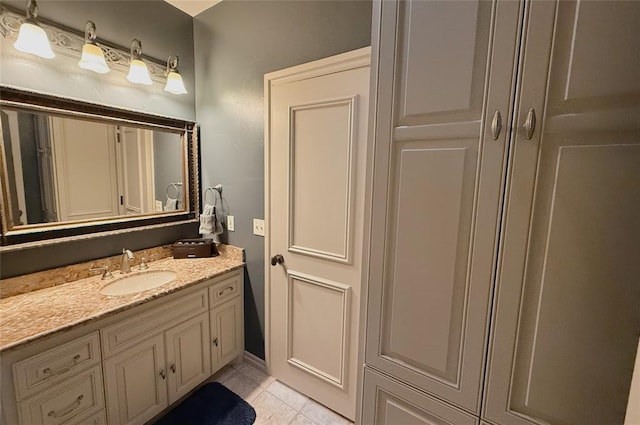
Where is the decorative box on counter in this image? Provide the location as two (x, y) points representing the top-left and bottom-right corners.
(172, 238), (219, 258)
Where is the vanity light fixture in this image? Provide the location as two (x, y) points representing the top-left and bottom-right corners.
(78, 21), (109, 74)
(164, 55), (187, 95)
(126, 39), (152, 85)
(13, 0), (55, 59)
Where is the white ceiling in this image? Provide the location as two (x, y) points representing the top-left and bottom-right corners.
(164, 0), (222, 17)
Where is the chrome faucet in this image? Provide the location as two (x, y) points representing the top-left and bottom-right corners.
(120, 249), (134, 273)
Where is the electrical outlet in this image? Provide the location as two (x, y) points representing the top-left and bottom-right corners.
(253, 219), (265, 236)
(227, 215), (235, 231)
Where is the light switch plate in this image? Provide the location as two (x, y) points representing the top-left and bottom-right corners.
(227, 215), (235, 231)
(253, 219), (265, 236)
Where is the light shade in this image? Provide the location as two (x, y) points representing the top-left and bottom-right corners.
(78, 43), (109, 74)
(164, 71), (187, 95)
(13, 21), (55, 59)
(127, 59), (152, 85)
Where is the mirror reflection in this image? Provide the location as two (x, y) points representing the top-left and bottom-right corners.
(1, 107), (186, 229)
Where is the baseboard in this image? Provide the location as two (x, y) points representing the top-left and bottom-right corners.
(243, 350), (267, 373)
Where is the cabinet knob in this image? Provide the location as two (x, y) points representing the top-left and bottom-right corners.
(170, 364), (176, 374)
(160, 369), (166, 380)
(270, 254), (284, 266)
(213, 337), (219, 347)
(524, 108), (536, 140)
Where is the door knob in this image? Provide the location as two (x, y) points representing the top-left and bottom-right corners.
(270, 254), (284, 266)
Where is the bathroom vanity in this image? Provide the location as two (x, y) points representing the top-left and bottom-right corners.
(0, 246), (245, 425)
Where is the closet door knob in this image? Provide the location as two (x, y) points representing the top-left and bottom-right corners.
(271, 254), (284, 266)
(524, 108), (536, 140)
(491, 110), (502, 140)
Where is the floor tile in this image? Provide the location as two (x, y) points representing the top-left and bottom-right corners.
(300, 399), (351, 425)
(237, 362), (274, 387)
(290, 414), (318, 425)
(212, 365), (237, 383)
(266, 380), (309, 410)
(222, 373), (263, 402)
(252, 391), (298, 425)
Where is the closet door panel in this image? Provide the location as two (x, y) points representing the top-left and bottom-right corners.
(484, 2), (640, 425)
(365, 0), (521, 413)
(362, 368), (478, 425)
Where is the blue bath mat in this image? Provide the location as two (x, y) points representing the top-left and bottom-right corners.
(154, 382), (256, 425)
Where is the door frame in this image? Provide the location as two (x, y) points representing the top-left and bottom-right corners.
(263, 46), (371, 374)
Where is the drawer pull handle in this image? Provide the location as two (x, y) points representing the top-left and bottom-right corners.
(47, 394), (84, 419)
(160, 369), (166, 380)
(218, 286), (235, 297)
(170, 364), (176, 373)
(42, 354), (81, 377)
(491, 110), (502, 140)
(213, 338), (219, 347)
(524, 108), (536, 140)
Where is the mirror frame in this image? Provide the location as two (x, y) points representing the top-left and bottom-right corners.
(0, 86), (200, 246)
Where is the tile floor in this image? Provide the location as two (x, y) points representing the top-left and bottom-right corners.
(209, 360), (354, 425)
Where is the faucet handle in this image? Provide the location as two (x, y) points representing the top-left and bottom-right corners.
(139, 257), (149, 270)
(89, 265), (113, 280)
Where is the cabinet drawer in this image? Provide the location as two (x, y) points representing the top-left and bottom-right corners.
(18, 365), (104, 425)
(209, 272), (241, 307)
(101, 288), (207, 358)
(66, 410), (106, 425)
(361, 367), (477, 425)
(13, 332), (100, 400)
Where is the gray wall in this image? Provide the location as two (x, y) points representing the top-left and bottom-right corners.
(1, 1), (196, 121)
(194, 0), (372, 359)
(0, 1), (199, 278)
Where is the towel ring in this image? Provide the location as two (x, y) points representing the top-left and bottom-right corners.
(166, 183), (182, 198)
(204, 184), (223, 207)
(204, 187), (217, 205)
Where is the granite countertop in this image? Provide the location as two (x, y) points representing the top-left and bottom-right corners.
(0, 246), (244, 353)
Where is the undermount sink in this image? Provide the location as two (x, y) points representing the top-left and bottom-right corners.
(100, 270), (177, 296)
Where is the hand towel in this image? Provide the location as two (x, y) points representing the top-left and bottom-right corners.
(199, 204), (214, 234)
(165, 196), (178, 211)
(213, 207), (223, 235)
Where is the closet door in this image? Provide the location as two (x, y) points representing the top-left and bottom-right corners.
(484, 1), (640, 425)
(364, 0), (522, 412)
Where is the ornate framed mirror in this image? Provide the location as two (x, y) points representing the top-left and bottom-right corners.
(0, 87), (199, 246)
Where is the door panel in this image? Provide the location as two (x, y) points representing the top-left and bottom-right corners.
(287, 272), (350, 388)
(289, 98), (355, 262)
(267, 49), (370, 421)
(484, 2), (640, 424)
(396, 0), (491, 125)
(103, 334), (167, 425)
(361, 368), (478, 425)
(50, 117), (119, 221)
(365, 0), (521, 412)
(165, 313), (211, 404)
(211, 296), (243, 374)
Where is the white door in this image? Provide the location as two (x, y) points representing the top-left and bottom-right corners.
(118, 127), (156, 215)
(266, 47), (370, 420)
(50, 117), (120, 222)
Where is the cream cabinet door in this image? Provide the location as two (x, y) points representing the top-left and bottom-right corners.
(210, 297), (243, 374)
(361, 368), (478, 425)
(165, 312), (211, 404)
(484, 1), (640, 425)
(103, 334), (167, 425)
(365, 0), (521, 412)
